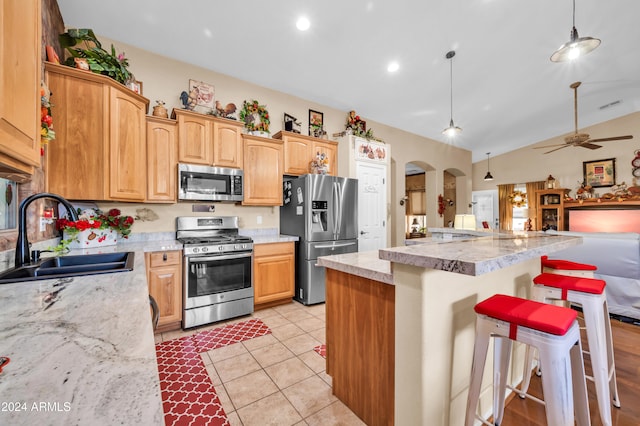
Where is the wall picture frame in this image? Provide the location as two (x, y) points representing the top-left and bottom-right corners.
(128, 80), (143, 95)
(309, 109), (324, 137)
(188, 79), (215, 109)
(583, 158), (616, 188)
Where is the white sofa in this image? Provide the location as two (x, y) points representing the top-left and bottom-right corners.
(545, 230), (640, 321)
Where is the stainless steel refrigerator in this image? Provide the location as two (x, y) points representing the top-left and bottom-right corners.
(280, 174), (358, 305)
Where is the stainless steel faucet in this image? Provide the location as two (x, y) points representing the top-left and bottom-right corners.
(15, 192), (79, 268)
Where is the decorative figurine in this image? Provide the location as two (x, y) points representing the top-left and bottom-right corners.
(180, 87), (198, 110)
(152, 100), (168, 118)
(213, 101), (237, 119)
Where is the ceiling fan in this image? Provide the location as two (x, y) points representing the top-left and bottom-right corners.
(535, 81), (633, 154)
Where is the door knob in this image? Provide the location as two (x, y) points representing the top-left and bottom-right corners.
(360, 230), (368, 235)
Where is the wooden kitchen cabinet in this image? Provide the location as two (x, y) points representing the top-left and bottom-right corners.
(242, 135), (283, 206)
(253, 242), (295, 309)
(173, 109), (243, 168)
(146, 116), (177, 202)
(45, 63), (149, 201)
(535, 188), (569, 231)
(273, 131), (338, 176)
(146, 250), (182, 333)
(212, 119), (243, 168)
(0, 0), (41, 181)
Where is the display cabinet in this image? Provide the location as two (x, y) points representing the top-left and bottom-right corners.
(535, 188), (568, 231)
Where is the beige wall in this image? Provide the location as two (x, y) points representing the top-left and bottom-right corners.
(472, 112), (640, 195)
(94, 37), (472, 247)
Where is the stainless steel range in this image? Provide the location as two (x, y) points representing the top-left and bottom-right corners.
(177, 216), (253, 329)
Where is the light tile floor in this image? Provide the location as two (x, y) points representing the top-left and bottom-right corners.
(155, 301), (366, 426)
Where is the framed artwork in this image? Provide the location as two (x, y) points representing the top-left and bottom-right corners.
(309, 109), (324, 136)
(128, 80), (143, 95)
(583, 158), (616, 188)
(188, 79), (215, 109)
(284, 113), (301, 133)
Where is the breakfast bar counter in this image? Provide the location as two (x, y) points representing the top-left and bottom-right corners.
(318, 231), (581, 426)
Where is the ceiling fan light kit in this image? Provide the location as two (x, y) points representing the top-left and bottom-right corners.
(442, 50), (462, 136)
(551, 0), (601, 62)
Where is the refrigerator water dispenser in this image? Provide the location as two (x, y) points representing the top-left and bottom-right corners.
(311, 200), (328, 232)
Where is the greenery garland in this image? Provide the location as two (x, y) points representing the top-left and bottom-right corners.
(239, 100), (270, 133)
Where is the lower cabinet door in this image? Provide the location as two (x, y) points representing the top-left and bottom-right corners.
(253, 242), (294, 306)
(146, 251), (182, 332)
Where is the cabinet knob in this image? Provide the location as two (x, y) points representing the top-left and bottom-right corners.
(163, 253), (167, 261)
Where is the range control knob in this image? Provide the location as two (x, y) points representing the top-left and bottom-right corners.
(192, 247), (200, 254)
(218, 246), (224, 252)
(201, 247), (208, 253)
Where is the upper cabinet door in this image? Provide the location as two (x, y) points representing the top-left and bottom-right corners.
(242, 135), (283, 206)
(174, 109), (211, 165)
(109, 88), (147, 201)
(0, 0), (41, 175)
(312, 140), (338, 176)
(146, 117), (177, 202)
(212, 119), (243, 168)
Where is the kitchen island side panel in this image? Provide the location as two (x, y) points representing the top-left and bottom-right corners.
(393, 257), (539, 426)
(326, 268), (395, 426)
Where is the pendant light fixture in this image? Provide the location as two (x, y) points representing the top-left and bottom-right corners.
(484, 152), (494, 181)
(550, 0), (600, 62)
(442, 50), (462, 137)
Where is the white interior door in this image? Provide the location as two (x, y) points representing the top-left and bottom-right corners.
(356, 161), (387, 251)
(472, 190), (498, 229)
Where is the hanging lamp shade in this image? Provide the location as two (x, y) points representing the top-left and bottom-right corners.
(484, 152), (494, 181)
(442, 50), (462, 136)
(550, 0), (600, 62)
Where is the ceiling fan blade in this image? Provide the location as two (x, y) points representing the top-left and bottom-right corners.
(579, 143), (602, 150)
(544, 145), (571, 154)
(533, 143), (568, 149)
(587, 135), (633, 143)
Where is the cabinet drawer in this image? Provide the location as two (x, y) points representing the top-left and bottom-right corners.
(254, 242), (295, 257)
(148, 250), (181, 267)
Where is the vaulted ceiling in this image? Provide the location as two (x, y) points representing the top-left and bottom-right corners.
(57, 0), (640, 162)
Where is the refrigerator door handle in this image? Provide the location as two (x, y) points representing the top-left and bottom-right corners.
(335, 181), (343, 237)
(314, 241), (357, 249)
(332, 182), (339, 239)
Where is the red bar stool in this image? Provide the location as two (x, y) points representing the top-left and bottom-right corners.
(466, 294), (590, 426)
(541, 255), (597, 278)
(521, 273), (620, 426)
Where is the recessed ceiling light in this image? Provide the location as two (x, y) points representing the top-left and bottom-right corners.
(296, 17), (310, 31)
(387, 62), (399, 73)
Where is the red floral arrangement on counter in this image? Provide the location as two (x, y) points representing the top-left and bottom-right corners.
(56, 208), (135, 239)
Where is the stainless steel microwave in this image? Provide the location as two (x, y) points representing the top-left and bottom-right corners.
(178, 164), (243, 202)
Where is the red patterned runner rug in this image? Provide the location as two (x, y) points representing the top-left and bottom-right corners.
(155, 318), (271, 426)
(313, 344), (326, 358)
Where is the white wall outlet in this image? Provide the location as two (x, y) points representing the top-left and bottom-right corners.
(257, 215), (263, 225)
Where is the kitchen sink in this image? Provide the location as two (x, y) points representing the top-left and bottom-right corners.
(0, 252), (135, 284)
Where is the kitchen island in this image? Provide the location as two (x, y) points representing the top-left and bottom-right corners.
(0, 239), (180, 426)
(317, 231), (581, 426)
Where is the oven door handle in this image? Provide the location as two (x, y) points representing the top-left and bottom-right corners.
(186, 252), (252, 263)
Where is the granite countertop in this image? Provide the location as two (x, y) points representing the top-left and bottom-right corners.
(239, 228), (299, 244)
(380, 231), (581, 276)
(0, 239), (171, 425)
(317, 250), (393, 284)
(318, 231), (582, 282)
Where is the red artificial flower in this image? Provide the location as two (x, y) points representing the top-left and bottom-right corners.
(107, 208), (121, 217)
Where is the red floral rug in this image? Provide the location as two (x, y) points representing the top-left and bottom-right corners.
(155, 318), (271, 426)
